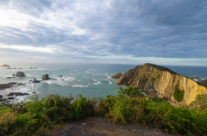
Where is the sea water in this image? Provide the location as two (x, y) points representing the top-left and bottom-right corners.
(0, 63), (207, 102)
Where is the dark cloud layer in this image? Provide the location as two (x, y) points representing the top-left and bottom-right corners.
(0, 0), (207, 65)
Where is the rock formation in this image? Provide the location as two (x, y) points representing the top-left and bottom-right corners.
(116, 63), (207, 106)
(111, 72), (122, 79)
(190, 76), (201, 82)
(42, 74), (50, 80)
(32, 78), (40, 83)
(0, 82), (24, 90)
(16, 72), (26, 77)
(7, 92), (29, 96)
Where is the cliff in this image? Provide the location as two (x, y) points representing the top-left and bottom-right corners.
(116, 63), (207, 106)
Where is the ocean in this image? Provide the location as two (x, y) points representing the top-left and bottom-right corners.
(0, 63), (207, 102)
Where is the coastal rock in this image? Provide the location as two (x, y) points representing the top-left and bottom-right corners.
(0, 98), (6, 102)
(32, 78), (40, 83)
(111, 72), (122, 79)
(58, 75), (63, 77)
(1, 64), (10, 68)
(16, 72), (26, 77)
(116, 63), (207, 106)
(200, 79), (207, 87)
(190, 75), (201, 82)
(0, 82), (25, 90)
(6, 76), (15, 79)
(7, 92), (29, 96)
(42, 74), (50, 80)
(8, 97), (15, 100)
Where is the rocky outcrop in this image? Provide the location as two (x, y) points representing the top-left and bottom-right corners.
(16, 72), (26, 77)
(190, 76), (201, 82)
(32, 78), (40, 83)
(116, 63), (207, 106)
(0, 82), (24, 90)
(112, 72), (122, 79)
(42, 74), (50, 80)
(7, 92), (29, 96)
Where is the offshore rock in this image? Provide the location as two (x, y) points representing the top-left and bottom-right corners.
(42, 74), (50, 80)
(116, 63), (207, 106)
(0, 82), (24, 90)
(16, 72), (26, 77)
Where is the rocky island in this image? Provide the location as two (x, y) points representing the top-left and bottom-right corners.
(115, 63), (207, 106)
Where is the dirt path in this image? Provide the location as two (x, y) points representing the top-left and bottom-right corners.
(49, 117), (180, 136)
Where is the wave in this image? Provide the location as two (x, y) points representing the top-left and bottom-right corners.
(92, 79), (102, 85)
(42, 76), (76, 86)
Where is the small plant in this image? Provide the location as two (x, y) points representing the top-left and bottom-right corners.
(173, 88), (184, 102)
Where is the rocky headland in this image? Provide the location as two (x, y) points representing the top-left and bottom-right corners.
(115, 63), (207, 106)
(111, 72), (122, 79)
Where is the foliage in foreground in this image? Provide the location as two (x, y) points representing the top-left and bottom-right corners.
(0, 95), (96, 136)
(0, 87), (207, 136)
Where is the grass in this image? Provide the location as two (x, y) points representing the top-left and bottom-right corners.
(0, 87), (207, 136)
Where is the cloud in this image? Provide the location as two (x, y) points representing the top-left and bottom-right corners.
(0, 0), (207, 65)
(0, 44), (57, 53)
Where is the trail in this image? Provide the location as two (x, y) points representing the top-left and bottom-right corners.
(49, 117), (180, 136)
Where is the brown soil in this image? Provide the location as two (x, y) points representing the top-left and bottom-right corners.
(49, 117), (180, 136)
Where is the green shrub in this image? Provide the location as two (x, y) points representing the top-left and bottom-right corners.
(73, 95), (96, 120)
(118, 87), (145, 97)
(173, 88), (184, 102)
(109, 97), (146, 124)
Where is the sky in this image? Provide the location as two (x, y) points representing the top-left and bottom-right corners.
(0, 0), (207, 66)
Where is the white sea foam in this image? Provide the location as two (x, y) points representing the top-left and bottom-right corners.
(43, 79), (69, 87)
(72, 84), (89, 88)
(62, 76), (76, 82)
(42, 76), (76, 86)
(94, 80), (102, 85)
(92, 79), (102, 85)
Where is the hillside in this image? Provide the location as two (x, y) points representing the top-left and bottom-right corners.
(116, 63), (207, 106)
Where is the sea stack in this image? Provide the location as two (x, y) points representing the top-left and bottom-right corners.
(42, 74), (50, 80)
(16, 72), (26, 77)
(115, 63), (207, 106)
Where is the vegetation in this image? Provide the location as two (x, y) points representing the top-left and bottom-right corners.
(173, 88), (184, 102)
(0, 87), (207, 136)
(190, 94), (207, 110)
(0, 95), (96, 136)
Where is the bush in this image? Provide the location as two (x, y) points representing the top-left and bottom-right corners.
(109, 97), (147, 124)
(73, 95), (96, 120)
(0, 108), (17, 136)
(118, 87), (145, 97)
(173, 88), (184, 102)
(0, 95), (97, 136)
